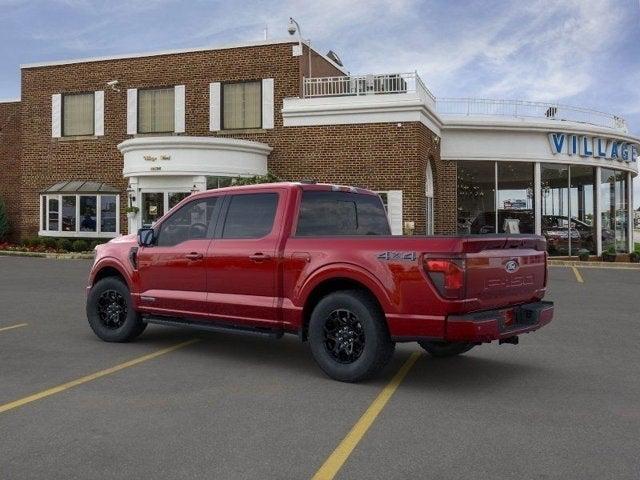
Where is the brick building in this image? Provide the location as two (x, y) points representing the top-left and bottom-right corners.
(1, 38), (638, 255)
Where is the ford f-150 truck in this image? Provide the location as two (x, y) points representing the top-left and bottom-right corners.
(86, 182), (553, 382)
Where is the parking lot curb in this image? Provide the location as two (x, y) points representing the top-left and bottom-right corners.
(549, 260), (640, 270)
(0, 250), (93, 260)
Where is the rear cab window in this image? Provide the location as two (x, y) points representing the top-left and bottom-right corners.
(296, 191), (391, 236)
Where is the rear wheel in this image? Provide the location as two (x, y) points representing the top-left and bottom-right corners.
(308, 290), (395, 382)
(86, 277), (146, 342)
(418, 340), (475, 358)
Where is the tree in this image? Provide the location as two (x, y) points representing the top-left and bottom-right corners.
(230, 171), (281, 186)
(0, 197), (9, 241)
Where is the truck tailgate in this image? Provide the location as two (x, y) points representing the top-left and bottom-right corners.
(462, 236), (547, 311)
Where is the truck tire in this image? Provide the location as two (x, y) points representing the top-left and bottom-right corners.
(86, 277), (146, 342)
(418, 340), (475, 358)
(308, 290), (395, 382)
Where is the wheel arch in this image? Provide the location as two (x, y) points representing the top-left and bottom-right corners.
(298, 267), (393, 341)
(91, 259), (131, 290)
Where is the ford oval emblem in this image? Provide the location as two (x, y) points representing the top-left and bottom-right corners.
(505, 260), (519, 274)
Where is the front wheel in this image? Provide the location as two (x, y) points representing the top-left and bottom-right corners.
(86, 277), (146, 342)
(308, 290), (395, 383)
(418, 340), (475, 358)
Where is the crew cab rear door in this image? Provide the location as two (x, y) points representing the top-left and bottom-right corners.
(136, 195), (220, 316)
(204, 189), (286, 328)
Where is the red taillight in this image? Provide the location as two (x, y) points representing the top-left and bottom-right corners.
(423, 258), (465, 299)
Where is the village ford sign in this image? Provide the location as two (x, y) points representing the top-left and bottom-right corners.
(548, 132), (638, 163)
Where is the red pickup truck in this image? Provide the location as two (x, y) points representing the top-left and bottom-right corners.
(86, 182), (553, 382)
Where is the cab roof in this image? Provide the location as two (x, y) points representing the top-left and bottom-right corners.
(191, 182), (378, 198)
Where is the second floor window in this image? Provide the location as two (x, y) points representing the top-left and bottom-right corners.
(138, 87), (175, 133)
(63, 92), (94, 136)
(223, 81), (261, 130)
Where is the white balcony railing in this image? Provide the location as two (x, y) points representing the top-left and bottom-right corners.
(303, 72), (436, 106)
(436, 97), (628, 132)
(302, 74), (628, 132)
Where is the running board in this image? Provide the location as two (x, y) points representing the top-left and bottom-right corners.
(143, 315), (284, 339)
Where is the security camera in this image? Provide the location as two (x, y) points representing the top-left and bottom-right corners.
(287, 18), (297, 35)
(106, 80), (120, 92)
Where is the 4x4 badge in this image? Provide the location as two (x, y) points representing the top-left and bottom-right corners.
(377, 251), (416, 261)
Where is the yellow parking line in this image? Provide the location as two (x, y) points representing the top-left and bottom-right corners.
(0, 338), (199, 414)
(0, 323), (28, 333)
(571, 266), (584, 283)
(312, 351), (421, 480)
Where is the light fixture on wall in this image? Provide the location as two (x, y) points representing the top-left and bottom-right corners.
(126, 184), (136, 203)
(288, 17), (312, 77)
(106, 80), (120, 93)
(190, 184), (199, 195)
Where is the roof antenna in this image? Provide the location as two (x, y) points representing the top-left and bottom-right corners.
(263, 24), (268, 40)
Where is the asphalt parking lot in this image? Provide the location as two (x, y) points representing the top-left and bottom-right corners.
(1, 257), (639, 479)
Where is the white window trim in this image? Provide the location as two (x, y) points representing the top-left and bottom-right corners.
(376, 190), (403, 235)
(39, 193), (120, 238)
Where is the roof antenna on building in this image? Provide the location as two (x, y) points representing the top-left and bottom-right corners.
(263, 24), (268, 40)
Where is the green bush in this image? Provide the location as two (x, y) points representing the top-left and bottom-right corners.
(72, 239), (89, 252)
(21, 237), (33, 248)
(41, 237), (58, 249)
(30, 237), (42, 247)
(0, 197), (9, 241)
(57, 238), (73, 252)
(90, 240), (104, 250)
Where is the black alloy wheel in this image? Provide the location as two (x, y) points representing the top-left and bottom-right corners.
(86, 276), (146, 342)
(323, 309), (366, 364)
(97, 290), (128, 330)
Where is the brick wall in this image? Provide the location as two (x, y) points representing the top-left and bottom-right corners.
(19, 42), (305, 238)
(16, 41), (451, 239)
(417, 123), (457, 234)
(0, 101), (21, 240)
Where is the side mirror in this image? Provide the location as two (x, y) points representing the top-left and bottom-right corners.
(138, 228), (155, 247)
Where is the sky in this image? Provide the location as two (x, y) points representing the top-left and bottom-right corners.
(1, 0), (639, 203)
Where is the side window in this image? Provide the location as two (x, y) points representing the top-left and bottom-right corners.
(296, 191), (391, 236)
(222, 193), (278, 239)
(156, 197), (218, 247)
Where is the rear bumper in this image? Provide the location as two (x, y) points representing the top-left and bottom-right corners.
(444, 301), (554, 342)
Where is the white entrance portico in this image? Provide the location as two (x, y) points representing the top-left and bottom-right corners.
(118, 136), (271, 231)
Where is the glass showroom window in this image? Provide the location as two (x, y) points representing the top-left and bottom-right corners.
(497, 162), (534, 234)
(63, 92), (94, 136)
(601, 168), (629, 253)
(457, 161), (496, 234)
(222, 81), (261, 130)
(138, 87), (175, 133)
(570, 166), (596, 255)
(40, 194), (119, 237)
(541, 164), (570, 256)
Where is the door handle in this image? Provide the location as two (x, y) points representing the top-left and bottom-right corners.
(249, 252), (272, 262)
(185, 252), (203, 260)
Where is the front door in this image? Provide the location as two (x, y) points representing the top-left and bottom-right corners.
(137, 195), (220, 317)
(205, 191), (282, 327)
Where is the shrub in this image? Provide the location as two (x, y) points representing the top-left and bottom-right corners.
(21, 237), (33, 248)
(72, 239), (89, 252)
(630, 251), (640, 263)
(57, 238), (73, 252)
(30, 237), (42, 248)
(90, 240), (105, 250)
(577, 249), (590, 261)
(0, 197), (9, 241)
(41, 237), (58, 249)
